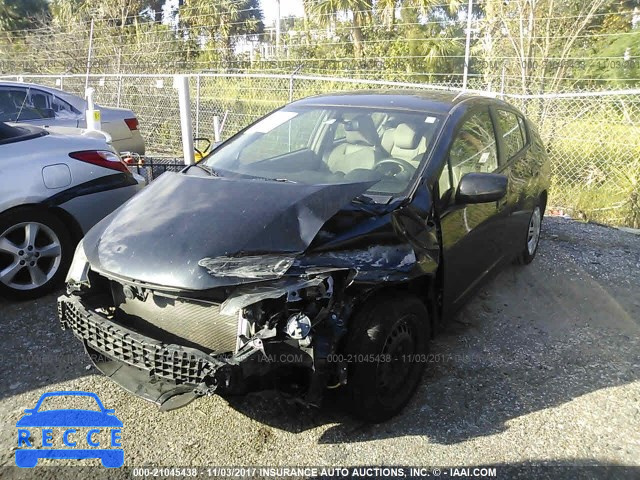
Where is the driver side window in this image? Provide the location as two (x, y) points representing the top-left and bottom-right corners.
(449, 110), (498, 191)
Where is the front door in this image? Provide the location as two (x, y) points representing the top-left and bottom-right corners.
(438, 107), (508, 312)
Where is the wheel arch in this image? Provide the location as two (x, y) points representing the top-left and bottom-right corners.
(0, 203), (83, 245)
(345, 274), (438, 341)
(539, 190), (548, 213)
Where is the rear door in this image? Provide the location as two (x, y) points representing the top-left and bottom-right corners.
(437, 107), (509, 311)
(492, 107), (531, 258)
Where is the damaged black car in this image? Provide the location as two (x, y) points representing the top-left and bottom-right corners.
(58, 91), (550, 422)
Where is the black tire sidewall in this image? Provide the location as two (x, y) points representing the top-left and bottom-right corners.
(344, 292), (430, 422)
(0, 208), (73, 299)
(518, 204), (543, 265)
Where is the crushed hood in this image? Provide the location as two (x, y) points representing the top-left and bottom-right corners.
(83, 172), (375, 290)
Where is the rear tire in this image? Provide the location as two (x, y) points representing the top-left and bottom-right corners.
(516, 203), (543, 265)
(343, 292), (430, 423)
(0, 208), (73, 300)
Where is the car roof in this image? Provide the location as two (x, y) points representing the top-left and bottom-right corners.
(0, 81), (69, 96)
(0, 81), (85, 109)
(290, 89), (512, 115)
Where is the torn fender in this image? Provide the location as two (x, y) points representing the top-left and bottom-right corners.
(292, 244), (423, 283)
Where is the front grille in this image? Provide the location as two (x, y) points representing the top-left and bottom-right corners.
(59, 297), (222, 386)
(111, 284), (238, 354)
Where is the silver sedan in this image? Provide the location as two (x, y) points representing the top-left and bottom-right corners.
(0, 81), (145, 155)
(0, 122), (144, 298)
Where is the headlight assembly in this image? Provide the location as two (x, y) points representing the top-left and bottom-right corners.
(198, 255), (295, 280)
(66, 239), (90, 287)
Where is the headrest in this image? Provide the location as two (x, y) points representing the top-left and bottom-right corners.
(344, 115), (379, 147)
(394, 123), (420, 150)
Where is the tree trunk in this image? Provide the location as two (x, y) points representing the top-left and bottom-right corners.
(352, 15), (364, 58)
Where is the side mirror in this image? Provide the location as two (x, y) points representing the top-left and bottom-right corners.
(456, 172), (508, 204)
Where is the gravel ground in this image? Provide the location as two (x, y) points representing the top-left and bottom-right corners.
(0, 217), (639, 476)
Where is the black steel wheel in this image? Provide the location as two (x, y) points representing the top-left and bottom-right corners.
(343, 292), (430, 423)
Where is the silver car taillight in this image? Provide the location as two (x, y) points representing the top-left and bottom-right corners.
(69, 150), (129, 173)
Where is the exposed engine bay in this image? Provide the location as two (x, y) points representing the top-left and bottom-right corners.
(60, 267), (365, 410)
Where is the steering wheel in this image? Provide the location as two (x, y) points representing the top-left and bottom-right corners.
(374, 158), (417, 178)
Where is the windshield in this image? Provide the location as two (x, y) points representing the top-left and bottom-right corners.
(202, 106), (442, 196)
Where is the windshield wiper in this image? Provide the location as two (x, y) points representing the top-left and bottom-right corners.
(352, 194), (377, 205)
(192, 164), (220, 177)
(273, 178), (296, 183)
(250, 175), (296, 183)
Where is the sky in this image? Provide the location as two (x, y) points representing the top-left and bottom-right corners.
(163, 0), (304, 28)
(260, 0), (305, 27)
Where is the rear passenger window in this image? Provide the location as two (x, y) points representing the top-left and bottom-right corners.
(517, 115), (528, 144)
(496, 110), (524, 160)
(28, 91), (54, 119)
(52, 96), (79, 118)
(449, 110), (498, 189)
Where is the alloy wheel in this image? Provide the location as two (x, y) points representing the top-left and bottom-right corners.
(0, 222), (62, 290)
(527, 206), (542, 256)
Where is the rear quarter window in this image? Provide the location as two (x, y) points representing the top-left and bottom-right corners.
(496, 109), (525, 160)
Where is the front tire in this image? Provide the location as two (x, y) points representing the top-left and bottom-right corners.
(0, 209), (73, 299)
(344, 292), (430, 423)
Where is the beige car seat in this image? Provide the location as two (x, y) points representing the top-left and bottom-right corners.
(327, 115), (382, 174)
(381, 123), (427, 167)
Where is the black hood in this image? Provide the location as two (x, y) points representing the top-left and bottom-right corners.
(83, 172), (375, 290)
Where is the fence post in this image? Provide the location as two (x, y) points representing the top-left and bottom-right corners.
(174, 75), (195, 165)
(213, 116), (221, 143)
(289, 65), (302, 102)
(116, 75), (122, 108)
(116, 49), (123, 108)
(195, 74), (201, 138)
(462, 0), (473, 90)
(85, 19), (95, 92)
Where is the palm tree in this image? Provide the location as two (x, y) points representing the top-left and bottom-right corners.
(404, 0), (462, 17)
(143, 0), (165, 22)
(181, 0), (263, 64)
(313, 0), (373, 58)
(376, 0), (398, 31)
(302, 0), (316, 22)
(0, 0), (49, 31)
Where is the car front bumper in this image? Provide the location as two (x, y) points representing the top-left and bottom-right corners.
(57, 294), (313, 410)
(57, 294), (240, 409)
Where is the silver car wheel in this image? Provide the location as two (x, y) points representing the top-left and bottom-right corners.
(0, 222), (62, 290)
(527, 206), (542, 256)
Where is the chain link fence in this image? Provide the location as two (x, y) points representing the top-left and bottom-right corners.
(509, 92), (640, 227)
(2, 73), (639, 228)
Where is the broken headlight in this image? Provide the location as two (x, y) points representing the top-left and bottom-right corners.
(66, 239), (90, 288)
(198, 255), (295, 280)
